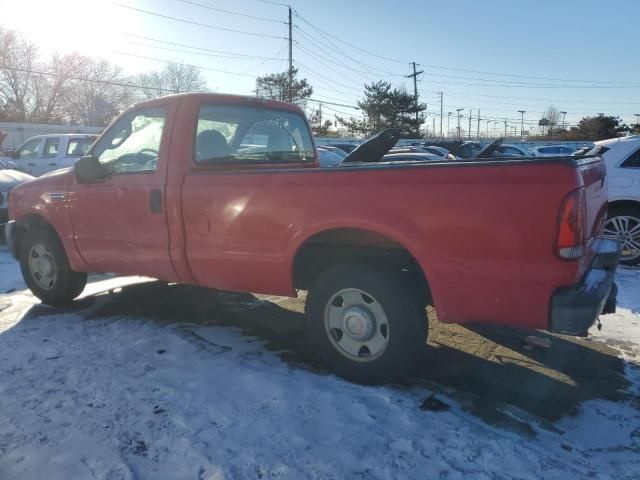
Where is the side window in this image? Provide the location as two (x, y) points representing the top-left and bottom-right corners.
(194, 104), (315, 164)
(16, 138), (42, 159)
(67, 137), (95, 157)
(43, 138), (60, 158)
(92, 107), (167, 174)
(621, 148), (640, 168)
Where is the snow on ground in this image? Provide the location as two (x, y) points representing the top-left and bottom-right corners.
(0, 247), (639, 479)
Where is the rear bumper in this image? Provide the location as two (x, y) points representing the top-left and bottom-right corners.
(4, 220), (18, 259)
(549, 237), (620, 336)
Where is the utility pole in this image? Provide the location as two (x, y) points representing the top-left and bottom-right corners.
(518, 110), (526, 141)
(635, 114), (640, 130)
(456, 108), (463, 140)
(504, 118), (507, 138)
(318, 102), (322, 126)
(439, 92), (443, 138)
(405, 62), (424, 135)
(432, 117), (436, 139)
(486, 119), (490, 138)
(288, 6), (293, 103)
(477, 110), (481, 139)
(468, 109), (472, 140)
(447, 112), (452, 138)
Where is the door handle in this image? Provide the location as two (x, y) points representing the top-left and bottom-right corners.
(48, 163), (57, 166)
(149, 189), (162, 213)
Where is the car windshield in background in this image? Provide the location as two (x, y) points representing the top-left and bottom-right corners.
(195, 105), (315, 164)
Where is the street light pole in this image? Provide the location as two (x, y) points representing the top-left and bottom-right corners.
(518, 110), (526, 141)
(560, 111), (567, 132)
(456, 108), (463, 140)
(447, 112), (452, 138)
(468, 108), (472, 140)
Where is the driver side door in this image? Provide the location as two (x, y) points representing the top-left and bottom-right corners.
(68, 104), (176, 280)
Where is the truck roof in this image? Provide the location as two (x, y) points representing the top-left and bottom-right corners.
(134, 92), (304, 115)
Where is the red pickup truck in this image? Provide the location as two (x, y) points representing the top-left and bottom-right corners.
(6, 93), (619, 384)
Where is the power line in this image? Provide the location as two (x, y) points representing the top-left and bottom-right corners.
(175, 0), (286, 23)
(114, 52), (259, 77)
(123, 33), (283, 59)
(0, 64), (177, 92)
(123, 40), (283, 61)
(293, 10), (405, 65)
(113, 4), (287, 39)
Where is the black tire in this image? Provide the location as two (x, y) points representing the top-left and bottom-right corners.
(305, 263), (427, 385)
(606, 205), (640, 266)
(19, 227), (87, 305)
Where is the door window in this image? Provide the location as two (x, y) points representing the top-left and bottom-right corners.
(92, 107), (167, 174)
(43, 138), (60, 158)
(194, 104), (315, 164)
(16, 137), (42, 159)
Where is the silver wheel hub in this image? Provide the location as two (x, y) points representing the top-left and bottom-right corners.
(28, 243), (57, 290)
(343, 306), (375, 340)
(324, 288), (389, 362)
(604, 215), (640, 262)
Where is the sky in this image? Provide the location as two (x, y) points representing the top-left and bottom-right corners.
(1, 0), (639, 134)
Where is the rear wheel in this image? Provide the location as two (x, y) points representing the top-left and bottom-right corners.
(305, 263), (427, 384)
(19, 228), (87, 305)
(605, 206), (640, 266)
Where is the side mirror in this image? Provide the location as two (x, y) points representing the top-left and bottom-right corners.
(74, 155), (108, 183)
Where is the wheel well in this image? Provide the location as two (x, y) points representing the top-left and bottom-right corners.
(14, 214), (58, 254)
(608, 200), (640, 214)
(292, 228), (430, 301)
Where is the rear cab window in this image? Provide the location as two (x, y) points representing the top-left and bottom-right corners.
(194, 104), (315, 165)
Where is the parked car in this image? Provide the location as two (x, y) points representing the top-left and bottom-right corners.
(390, 146), (456, 160)
(1, 134), (98, 177)
(591, 135), (640, 265)
(528, 145), (576, 157)
(450, 141), (483, 158)
(0, 159), (34, 229)
(382, 152), (443, 162)
(318, 145), (347, 157)
(422, 145), (452, 158)
(494, 144), (529, 157)
(572, 146), (594, 156)
(6, 93), (618, 384)
(327, 143), (358, 154)
(317, 147), (344, 167)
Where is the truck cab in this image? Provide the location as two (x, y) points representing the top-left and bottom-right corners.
(6, 134), (98, 177)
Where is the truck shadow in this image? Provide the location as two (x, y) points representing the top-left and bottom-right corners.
(20, 279), (631, 433)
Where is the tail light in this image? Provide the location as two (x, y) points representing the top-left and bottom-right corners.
(556, 188), (586, 259)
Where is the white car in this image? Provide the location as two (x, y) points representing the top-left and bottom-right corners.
(0, 134), (97, 177)
(1, 159), (34, 228)
(528, 145), (575, 157)
(594, 135), (640, 265)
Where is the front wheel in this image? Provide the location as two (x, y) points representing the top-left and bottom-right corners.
(305, 263), (427, 384)
(605, 206), (640, 266)
(19, 228), (87, 305)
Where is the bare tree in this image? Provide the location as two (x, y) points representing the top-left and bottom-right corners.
(543, 106), (561, 135)
(0, 28), (40, 122)
(63, 58), (136, 126)
(137, 62), (207, 99)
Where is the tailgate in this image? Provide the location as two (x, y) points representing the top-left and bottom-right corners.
(576, 155), (609, 267)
